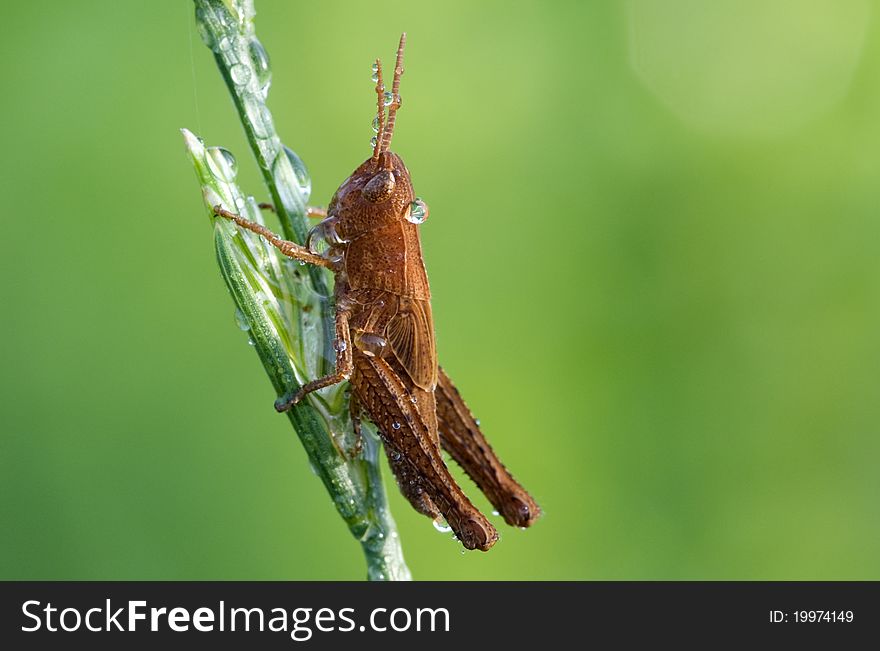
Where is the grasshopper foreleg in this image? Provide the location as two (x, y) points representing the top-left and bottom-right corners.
(212, 205), (332, 269)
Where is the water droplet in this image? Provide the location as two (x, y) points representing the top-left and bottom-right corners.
(217, 36), (233, 53)
(475, 418), (481, 427)
(334, 338), (347, 353)
(243, 95), (274, 138)
(215, 7), (235, 30)
(230, 62), (251, 86)
(354, 332), (387, 357)
(371, 116), (381, 133)
(406, 198), (429, 224)
(205, 146), (238, 182)
(391, 422), (401, 430)
(248, 38), (272, 94)
(272, 146), (311, 210)
(247, 336), (256, 346)
(460, 549), (466, 556)
(371, 62), (379, 82)
(194, 8), (216, 49)
(202, 187), (223, 210)
(273, 146), (312, 206)
(383, 91), (394, 106)
(306, 218), (347, 256)
(234, 308), (250, 331)
(491, 510), (500, 517)
(370, 135), (378, 149)
(432, 518), (452, 534)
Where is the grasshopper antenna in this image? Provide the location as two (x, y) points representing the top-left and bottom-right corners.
(371, 57), (386, 162)
(378, 32), (406, 155)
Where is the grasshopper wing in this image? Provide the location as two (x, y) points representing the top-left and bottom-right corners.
(385, 297), (438, 391)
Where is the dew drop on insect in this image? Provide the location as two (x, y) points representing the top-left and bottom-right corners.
(248, 38), (272, 94)
(406, 198), (429, 224)
(234, 308), (250, 331)
(383, 91), (394, 106)
(230, 62), (251, 86)
(370, 135), (378, 149)
(354, 332), (387, 357)
(334, 338), (347, 353)
(475, 418), (481, 426)
(205, 146), (238, 182)
(307, 219), (347, 257)
(391, 422), (401, 430)
(432, 518), (452, 534)
(371, 62), (379, 82)
(492, 510), (500, 517)
(371, 116), (380, 133)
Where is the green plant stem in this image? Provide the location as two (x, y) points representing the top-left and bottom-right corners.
(185, 0), (410, 581)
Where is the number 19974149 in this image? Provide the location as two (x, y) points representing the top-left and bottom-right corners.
(793, 610), (854, 623)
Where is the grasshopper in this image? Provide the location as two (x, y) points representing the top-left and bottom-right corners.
(213, 34), (539, 550)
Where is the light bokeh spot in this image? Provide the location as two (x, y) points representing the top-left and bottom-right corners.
(627, 0), (871, 135)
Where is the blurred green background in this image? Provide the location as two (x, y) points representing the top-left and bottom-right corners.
(1, 0), (878, 580)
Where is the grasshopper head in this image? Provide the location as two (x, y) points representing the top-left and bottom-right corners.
(327, 34), (429, 237)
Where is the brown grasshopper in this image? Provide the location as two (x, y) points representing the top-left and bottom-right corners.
(213, 34), (539, 551)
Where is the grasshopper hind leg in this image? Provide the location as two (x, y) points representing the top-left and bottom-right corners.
(436, 367), (541, 528)
(350, 376), (440, 518)
(353, 354), (498, 551)
(384, 445), (441, 521)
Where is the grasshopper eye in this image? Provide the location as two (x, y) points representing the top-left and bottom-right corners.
(362, 170), (396, 202)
